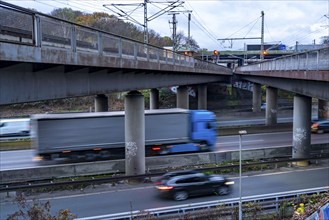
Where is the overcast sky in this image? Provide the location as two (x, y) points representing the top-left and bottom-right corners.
(4, 0), (329, 50)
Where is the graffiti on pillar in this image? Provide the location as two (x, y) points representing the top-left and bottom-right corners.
(126, 141), (137, 164)
(170, 86), (196, 97)
(270, 108), (277, 114)
(233, 81), (253, 91)
(293, 128), (307, 153)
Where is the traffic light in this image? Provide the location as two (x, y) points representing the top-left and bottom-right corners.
(213, 50), (219, 55)
(184, 51), (189, 56)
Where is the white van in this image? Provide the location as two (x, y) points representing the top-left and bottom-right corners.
(0, 118), (30, 137)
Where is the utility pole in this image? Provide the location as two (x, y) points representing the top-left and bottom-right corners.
(187, 13), (191, 49)
(144, 0), (148, 44)
(169, 12), (178, 51)
(168, 10), (192, 51)
(260, 11), (265, 60)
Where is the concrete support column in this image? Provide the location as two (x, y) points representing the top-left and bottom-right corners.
(124, 91), (145, 178)
(265, 87), (278, 125)
(318, 99), (329, 120)
(94, 94), (108, 112)
(252, 83), (262, 112)
(177, 86), (189, 109)
(197, 84), (207, 110)
(150, 88), (159, 110)
(292, 95), (311, 166)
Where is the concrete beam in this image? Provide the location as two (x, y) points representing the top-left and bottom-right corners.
(0, 62), (230, 105)
(239, 75), (329, 101)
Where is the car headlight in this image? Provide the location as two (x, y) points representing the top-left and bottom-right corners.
(225, 181), (234, 185)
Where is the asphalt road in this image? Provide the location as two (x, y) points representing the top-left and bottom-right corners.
(1, 167), (328, 218)
(1, 131), (328, 171)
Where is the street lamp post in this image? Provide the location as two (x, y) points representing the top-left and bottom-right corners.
(239, 130), (247, 220)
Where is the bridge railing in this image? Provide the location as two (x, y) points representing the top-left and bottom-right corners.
(237, 46), (329, 72)
(0, 2), (228, 72)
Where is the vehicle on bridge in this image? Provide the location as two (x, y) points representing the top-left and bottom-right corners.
(155, 171), (234, 201)
(31, 109), (217, 161)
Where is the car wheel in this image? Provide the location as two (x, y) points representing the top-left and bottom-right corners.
(217, 186), (230, 195)
(173, 191), (188, 201)
(317, 129), (324, 134)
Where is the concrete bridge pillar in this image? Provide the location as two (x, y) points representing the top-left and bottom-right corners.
(124, 91), (145, 178)
(265, 87), (278, 125)
(318, 99), (329, 120)
(292, 94), (311, 166)
(94, 94), (108, 112)
(177, 86), (189, 109)
(198, 84), (207, 110)
(252, 83), (262, 112)
(150, 88), (159, 110)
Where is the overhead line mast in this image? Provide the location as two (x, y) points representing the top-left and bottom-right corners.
(217, 11), (265, 61)
(104, 0), (184, 44)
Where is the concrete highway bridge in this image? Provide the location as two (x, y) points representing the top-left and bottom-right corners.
(0, 1), (328, 174)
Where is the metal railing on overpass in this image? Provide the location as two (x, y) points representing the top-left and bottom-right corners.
(0, 1), (223, 73)
(237, 46), (329, 72)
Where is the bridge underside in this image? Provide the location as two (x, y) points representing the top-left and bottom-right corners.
(0, 61), (230, 105)
(238, 74), (329, 101)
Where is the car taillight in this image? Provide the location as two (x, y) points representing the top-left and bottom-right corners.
(156, 185), (173, 190)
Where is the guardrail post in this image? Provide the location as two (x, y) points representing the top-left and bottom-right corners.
(134, 42), (137, 60)
(165, 50), (168, 64)
(70, 24), (76, 52)
(33, 15), (41, 47)
(146, 45), (149, 62)
(306, 52), (309, 70)
(98, 32), (103, 56)
(118, 38), (122, 58)
(316, 51), (319, 71)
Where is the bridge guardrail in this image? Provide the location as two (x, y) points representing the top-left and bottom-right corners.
(237, 46), (329, 72)
(0, 1), (228, 73)
(75, 187), (328, 220)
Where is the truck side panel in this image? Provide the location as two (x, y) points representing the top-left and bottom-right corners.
(34, 111), (189, 154)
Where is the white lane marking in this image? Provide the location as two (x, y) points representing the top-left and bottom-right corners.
(219, 131), (292, 138)
(232, 167), (329, 179)
(219, 139), (264, 145)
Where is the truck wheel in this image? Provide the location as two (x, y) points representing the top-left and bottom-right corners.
(173, 191), (188, 201)
(217, 186), (230, 195)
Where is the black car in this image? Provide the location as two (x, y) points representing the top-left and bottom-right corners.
(155, 171), (234, 201)
(311, 120), (329, 134)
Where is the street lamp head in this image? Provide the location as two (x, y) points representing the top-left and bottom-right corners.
(239, 130), (247, 135)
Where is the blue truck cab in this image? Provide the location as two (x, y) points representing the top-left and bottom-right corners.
(158, 109), (217, 154)
(190, 110), (217, 151)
